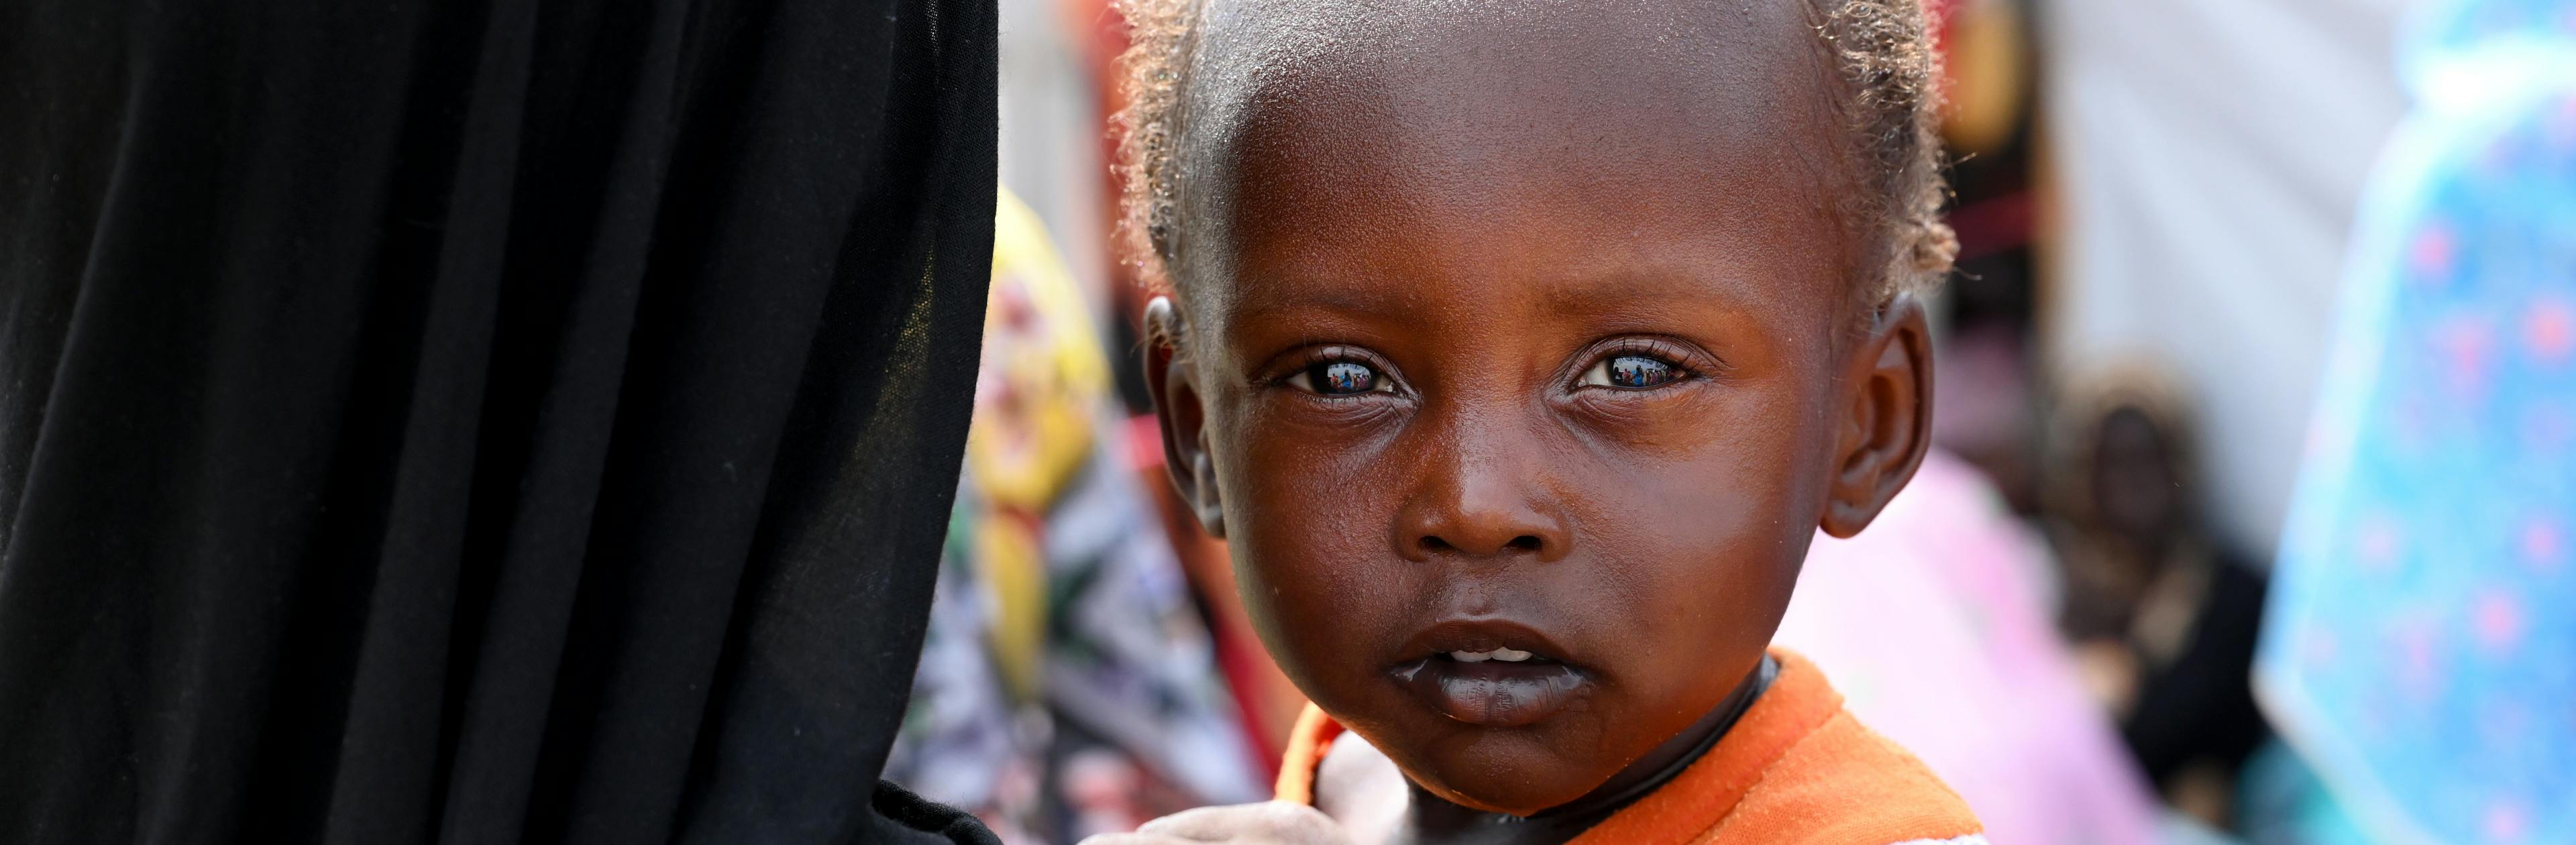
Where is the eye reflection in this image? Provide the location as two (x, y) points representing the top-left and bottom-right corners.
(1610, 356), (1674, 388)
(1584, 354), (1680, 389)
(1302, 360), (1383, 395)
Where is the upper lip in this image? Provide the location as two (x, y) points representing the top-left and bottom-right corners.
(1397, 618), (1580, 667)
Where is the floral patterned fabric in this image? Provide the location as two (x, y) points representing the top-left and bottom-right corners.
(885, 192), (1261, 843)
(2256, 3), (2576, 842)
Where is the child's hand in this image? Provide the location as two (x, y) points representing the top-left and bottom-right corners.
(1079, 801), (1354, 845)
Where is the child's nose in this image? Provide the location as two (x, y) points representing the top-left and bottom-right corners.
(1397, 450), (1571, 563)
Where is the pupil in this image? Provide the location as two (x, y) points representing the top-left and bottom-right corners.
(1318, 361), (1375, 394)
(1609, 355), (1672, 388)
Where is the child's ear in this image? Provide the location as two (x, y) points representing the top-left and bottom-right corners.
(1142, 296), (1227, 539)
(1820, 295), (1934, 539)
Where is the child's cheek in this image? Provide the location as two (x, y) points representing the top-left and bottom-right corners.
(1209, 392), (1422, 693)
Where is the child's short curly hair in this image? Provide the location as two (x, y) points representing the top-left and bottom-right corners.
(1112, 0), (1957, 306)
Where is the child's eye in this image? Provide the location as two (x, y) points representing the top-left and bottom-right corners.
(1582, 354), (1681, 389)
(1289, 359), (1391, 396)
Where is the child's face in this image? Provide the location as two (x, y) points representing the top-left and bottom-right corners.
(1144, 0), (1931, 816)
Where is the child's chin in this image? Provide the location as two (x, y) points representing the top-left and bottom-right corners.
(1406, 750), (1607, 818)
(1420, 779), (1588, 818)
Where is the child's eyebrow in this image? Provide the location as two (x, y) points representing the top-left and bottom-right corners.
(1223, 281), (1427, 329)
(1535, 269), (1766, 316)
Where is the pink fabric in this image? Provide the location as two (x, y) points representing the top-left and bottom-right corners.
(1774, 451), (2163, 845)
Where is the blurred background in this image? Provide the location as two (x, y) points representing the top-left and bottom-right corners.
(885, 0), (2576, 842)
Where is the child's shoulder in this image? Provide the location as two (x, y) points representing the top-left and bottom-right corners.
(1576, 650), (1983, 845)
(1705, 705), (1984, 845)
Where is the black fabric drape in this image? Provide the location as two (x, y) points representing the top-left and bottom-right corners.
(0, 0), (997, 841)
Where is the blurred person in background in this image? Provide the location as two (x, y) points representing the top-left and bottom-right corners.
(2253, 1), (2576, 843)
(2045, 365), (2275, 831)
(2032, 0), (2420, 840)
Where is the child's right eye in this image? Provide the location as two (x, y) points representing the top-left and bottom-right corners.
(1287, 360), (1388, 396)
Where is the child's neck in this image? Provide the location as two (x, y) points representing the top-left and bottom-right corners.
(1395, 655), (1778, 845)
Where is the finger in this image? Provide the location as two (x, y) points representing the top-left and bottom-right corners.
(1136, 801), (1350, 843)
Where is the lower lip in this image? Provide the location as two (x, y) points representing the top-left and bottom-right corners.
(1395, 658), (1590, 728)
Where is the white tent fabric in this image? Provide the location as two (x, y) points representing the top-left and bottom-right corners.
(2039, 0), (2418, 555)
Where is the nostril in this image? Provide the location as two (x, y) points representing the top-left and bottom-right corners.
(1414, 534), (1551, 557)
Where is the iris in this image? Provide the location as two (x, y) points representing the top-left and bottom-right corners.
(1311, 360), (1378, 395)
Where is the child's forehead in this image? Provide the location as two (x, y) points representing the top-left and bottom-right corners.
(1170, 0), (1860, 306)
(1175, 0), (1853, 221)
(1183, 0), (1840, 120)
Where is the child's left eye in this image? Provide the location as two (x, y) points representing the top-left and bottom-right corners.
(1582, 354), (1681, 390)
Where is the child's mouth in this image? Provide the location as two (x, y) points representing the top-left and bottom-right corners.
(1390, 620), (1593, 728)
(1442, 648), (1539, 663)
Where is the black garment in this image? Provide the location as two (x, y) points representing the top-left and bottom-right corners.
(0, 0), (996, 842)
(2121, 553), (2274, 791)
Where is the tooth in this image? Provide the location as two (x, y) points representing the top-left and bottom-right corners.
(1449, 651), (1491, 663)
(1492, 649), (1532, 662)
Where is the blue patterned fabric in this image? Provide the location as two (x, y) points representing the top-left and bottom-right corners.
(2256, 3), (2576, 843)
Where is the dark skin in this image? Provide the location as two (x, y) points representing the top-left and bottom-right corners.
(1138, 2), (1932, 842)
(2065, 406), (2184, 637)
(2094, 406), (2183, 555)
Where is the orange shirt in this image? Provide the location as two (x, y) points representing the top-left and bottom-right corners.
(1276, 649), (1986, 845)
